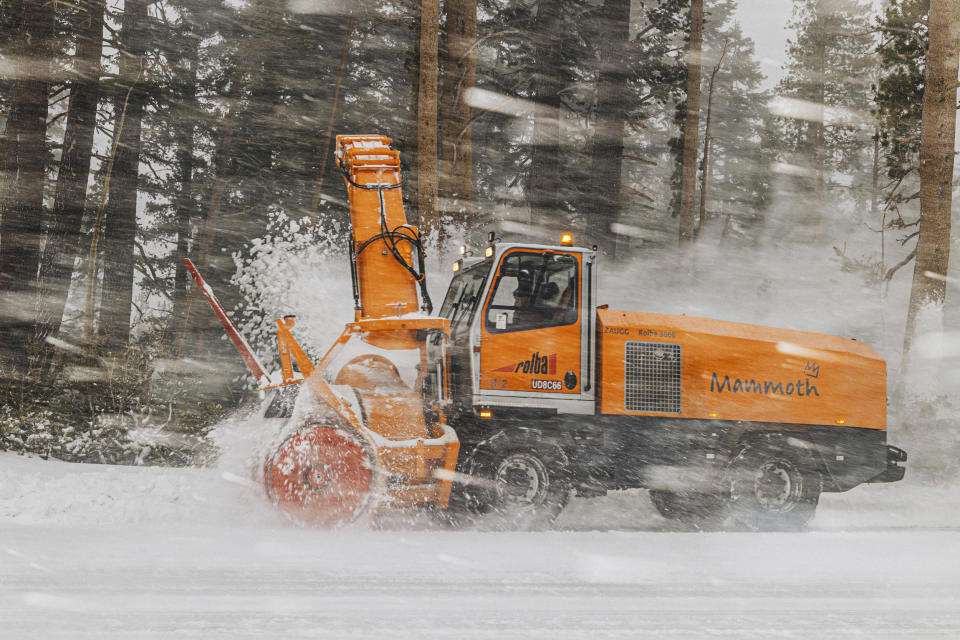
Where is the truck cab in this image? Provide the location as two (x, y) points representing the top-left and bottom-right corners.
(432, 235), (905, 532)
(438, 241), (598, 418)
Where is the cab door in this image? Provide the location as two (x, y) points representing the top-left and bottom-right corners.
(477, 249), (584, 404)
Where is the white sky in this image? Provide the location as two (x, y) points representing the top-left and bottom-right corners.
(733, 0), (885, 91)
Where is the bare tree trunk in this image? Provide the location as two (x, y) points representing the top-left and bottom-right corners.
(309, 0), (357, 224)
(697, 40), (727, 237)
(177, 75), (243, 353)
(98, 0), (148, 356)
(83, 80), (135, 352)
(815, 42), (826, 206)
(0, 0), (55, 370)
(417, 0), (441, 244)
(871, 128), (880, 219)
(438, 0), (477, 233)
(677, 0), (703, 247)
(529, 0), (563, 229)
(398, 3), (421, 222)
(171, 32), (201, 345)
(902, 0), (960, 359)
(872, 128), (883, 270)
(36, 0), (105, 351)
(587, 0), (631, 249)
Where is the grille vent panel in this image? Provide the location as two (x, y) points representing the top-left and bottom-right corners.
(624, 341), (682, 413)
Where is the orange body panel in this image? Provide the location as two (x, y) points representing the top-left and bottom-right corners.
(480, 328), (581, 393)
(479, 249), (583, 394)
(597, 308), (886, 430)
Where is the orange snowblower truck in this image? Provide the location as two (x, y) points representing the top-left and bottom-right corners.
(191, 135), (905, 531)
(432, 236), (906, 531)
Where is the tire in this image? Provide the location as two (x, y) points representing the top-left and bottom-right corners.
(457, 438), (571, 530)
(727, 440), (823, 531)
(649, 489), (729, 530)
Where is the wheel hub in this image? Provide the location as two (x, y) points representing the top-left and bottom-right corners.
(303, 464), (331, 492)
(754, 460), (800, 511)
(495, 455), (547, 504)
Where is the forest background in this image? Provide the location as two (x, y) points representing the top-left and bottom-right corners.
(0, 0), (958, 471)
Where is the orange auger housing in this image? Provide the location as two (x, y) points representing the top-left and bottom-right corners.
(188, 135), (458, 527)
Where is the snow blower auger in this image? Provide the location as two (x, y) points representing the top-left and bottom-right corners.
(183, 134), (459, 527)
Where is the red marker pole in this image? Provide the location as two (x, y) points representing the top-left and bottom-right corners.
(183, 258), (269, 385)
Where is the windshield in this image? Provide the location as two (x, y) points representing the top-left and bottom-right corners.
(439, 262), (490, 338)
(484, 251), (578, 333)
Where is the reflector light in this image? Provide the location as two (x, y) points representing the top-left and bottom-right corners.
(836, 419), (845, 424)
(459, 245), (467, 255)
(709, 412), (718, 418)
(560, 233), (574, 246)
(452, 260), (461, 273)
(485, 246), (494, 258)
(479, 409), (492, 418)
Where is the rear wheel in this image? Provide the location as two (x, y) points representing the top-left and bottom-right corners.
(727, 441), (822, 531)
(649, 490), (729, 530)
(456, 438), (571, 530)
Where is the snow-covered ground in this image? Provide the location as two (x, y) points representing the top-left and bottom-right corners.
(2, 452), (959, 639)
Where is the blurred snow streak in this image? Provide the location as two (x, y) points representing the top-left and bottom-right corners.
(286, 0), (355, 15)
(768, 95), (873, 126)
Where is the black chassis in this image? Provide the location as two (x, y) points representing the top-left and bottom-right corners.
(447, 408), (905, 496)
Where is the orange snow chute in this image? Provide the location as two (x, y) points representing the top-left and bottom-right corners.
(335, 134), (423, 323)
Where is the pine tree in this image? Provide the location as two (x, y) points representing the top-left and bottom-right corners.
(873, 0), (927, 277)
(417, 0), (441, 241)
(36, 0), (106, 352)
(438, 0), (477, 232)
(528, 0), (565, 226)
(587, 0), (632, 247)
(98, 0), (149, 356)
(677, 0), (704, 246)
(775, 0), (875, 234)
(697, 1), (772, 242)
(0, 0), (56, 371)
(902, 0), (959, 358)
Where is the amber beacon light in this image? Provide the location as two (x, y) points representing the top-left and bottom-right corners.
(560, 232), (574, 246)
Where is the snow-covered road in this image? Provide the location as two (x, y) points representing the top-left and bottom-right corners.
(3, 453), (959, 639)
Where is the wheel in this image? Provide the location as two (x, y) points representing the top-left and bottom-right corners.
(727, 440), (822, 531)
(264, 426), (375, 528)
(457, 438), (571, 530)
(649, 489), (729, 530)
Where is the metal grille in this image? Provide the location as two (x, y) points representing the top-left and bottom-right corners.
(624, 341), (682, 413)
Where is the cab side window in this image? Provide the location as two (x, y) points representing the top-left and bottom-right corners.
(485, 252), (578, 333)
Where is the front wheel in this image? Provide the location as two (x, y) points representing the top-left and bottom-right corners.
(727, 441), (822, 531)
(458, 440), (571, 530)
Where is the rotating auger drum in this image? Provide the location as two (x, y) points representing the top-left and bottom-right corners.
(265, 423), (376, 528)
